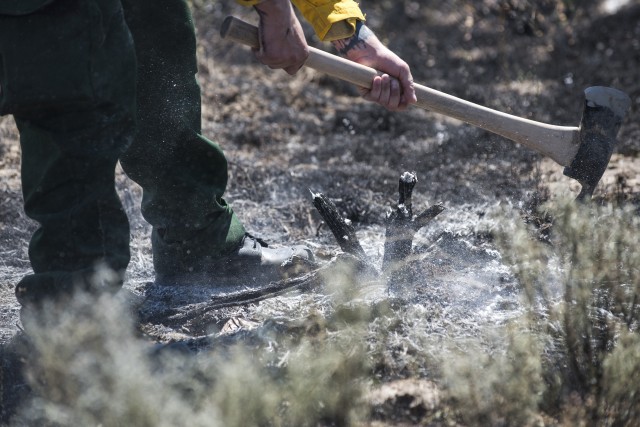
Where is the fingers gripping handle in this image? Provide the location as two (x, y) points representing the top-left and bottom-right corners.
(220, 16), (379, 89)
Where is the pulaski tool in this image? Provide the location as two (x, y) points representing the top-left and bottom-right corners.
(221, 17), (632, 200)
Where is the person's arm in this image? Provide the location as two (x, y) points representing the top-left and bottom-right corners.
(332, 21), (416, 111)
(238, 0), (416, 110)
(252, 0), (309, 75)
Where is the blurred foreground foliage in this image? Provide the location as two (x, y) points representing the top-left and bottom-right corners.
(493, 199), (640, 426)
(7, 199), (639, 427)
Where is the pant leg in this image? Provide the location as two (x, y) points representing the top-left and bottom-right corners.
(0, 0), (137, 304)
(119, 0), (246, 277)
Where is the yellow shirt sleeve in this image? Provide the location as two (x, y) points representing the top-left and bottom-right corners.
(234, 0), (365, 42)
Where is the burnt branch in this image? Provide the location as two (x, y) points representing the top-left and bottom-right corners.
(414, 203), (446, 229)
(141, 253), (370, 328)
(311, 191), (368, 263)
(397, 171), (417, 215)
(383, 172), (444, 275)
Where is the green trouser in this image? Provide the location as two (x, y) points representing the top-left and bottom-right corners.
(0, 0), (245, 305)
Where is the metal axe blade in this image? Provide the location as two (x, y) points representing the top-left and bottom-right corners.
(564, 87), (631, 199)
(221, 17), (632, 199)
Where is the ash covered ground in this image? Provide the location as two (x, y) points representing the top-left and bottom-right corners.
(1, 0), (639, 425)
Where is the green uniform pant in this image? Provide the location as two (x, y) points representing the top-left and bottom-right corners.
(0, 0), (246, 304)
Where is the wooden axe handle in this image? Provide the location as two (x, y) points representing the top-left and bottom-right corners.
(221, 16), (580, 166)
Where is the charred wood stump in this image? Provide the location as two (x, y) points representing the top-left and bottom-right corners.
(382, 172), (444, 288)
(311, 191), (370, 267)
(310, 191), (382, 293)
(311, 173), (444, 291)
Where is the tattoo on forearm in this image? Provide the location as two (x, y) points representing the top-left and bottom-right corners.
(332, 21), (373, 56)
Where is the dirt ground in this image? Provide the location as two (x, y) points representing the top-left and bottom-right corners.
(1, 0), (639, 424)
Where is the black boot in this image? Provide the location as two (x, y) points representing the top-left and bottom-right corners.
(154, 232), (315, 286)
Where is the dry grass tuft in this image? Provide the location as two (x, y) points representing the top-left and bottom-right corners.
(493, 198), (640, 425)
(12, 266), (371, 427)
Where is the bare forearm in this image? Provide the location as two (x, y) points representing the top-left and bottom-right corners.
(331, 20), (416, 111)
(331, 21), (375, 60)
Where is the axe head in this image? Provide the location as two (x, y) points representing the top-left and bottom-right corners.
(563, 86), (632, 200)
